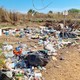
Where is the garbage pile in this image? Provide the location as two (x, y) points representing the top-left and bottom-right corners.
(0, 24), (80, 80)
(0, 42), (50, 80)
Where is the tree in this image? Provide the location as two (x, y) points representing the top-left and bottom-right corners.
(28, 9), (33, 13)
(48, 10), (53, 14)
(28, 9), (36, 14)
(68, 8), (80, 14)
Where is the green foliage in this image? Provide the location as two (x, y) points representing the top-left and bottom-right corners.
(0, 43), (3, 48)
(68, 8), (80, 13)
(28, 9), (36, 13)
(48, 10), (53, 13)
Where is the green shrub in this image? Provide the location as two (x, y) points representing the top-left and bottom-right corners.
(0, 43), (3, 48)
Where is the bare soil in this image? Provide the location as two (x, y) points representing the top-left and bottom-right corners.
(42, 44), (80, 80)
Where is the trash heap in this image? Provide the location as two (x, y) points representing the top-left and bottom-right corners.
(0, 42), (50, 80)
(0, 25), (80, 80)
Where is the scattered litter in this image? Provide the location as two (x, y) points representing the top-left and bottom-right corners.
(0, 25), (79, 80)
(52, 56), (57, 61)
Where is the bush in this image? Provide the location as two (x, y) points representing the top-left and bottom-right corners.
(0, 43), (3, 48)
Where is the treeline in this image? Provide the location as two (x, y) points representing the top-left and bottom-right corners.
(0, 7), (80, 25)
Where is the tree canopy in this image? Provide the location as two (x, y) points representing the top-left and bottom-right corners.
(68, 8), (80, 14)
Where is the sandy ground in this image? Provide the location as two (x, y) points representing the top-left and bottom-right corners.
(42, 44), (80, 80)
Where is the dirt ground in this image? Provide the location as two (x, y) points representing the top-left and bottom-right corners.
(42, 44), (80, 80)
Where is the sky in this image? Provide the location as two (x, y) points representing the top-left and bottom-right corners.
(0, 0), (80, 13)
